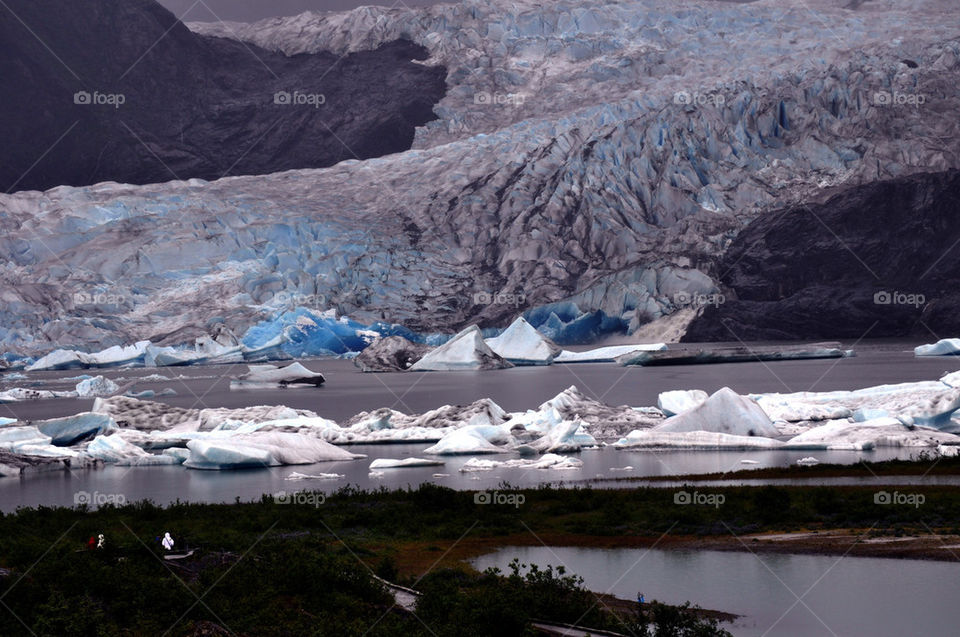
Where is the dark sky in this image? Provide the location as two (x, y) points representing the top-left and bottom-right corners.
(157, 0), (443, 23)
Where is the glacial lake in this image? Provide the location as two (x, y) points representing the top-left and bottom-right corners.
(2, 340), (959, 510)
(472, 545), (960, 637)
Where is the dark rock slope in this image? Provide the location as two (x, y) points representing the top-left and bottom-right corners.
(0, 0), (445, 192)
(684, 170), (960, 341)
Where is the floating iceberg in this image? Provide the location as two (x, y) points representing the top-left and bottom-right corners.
(230, 362), (325, 388)
(752, 381), (960, 428)
(354, 335), (430, 372)
(35, 412), (116, 446)
(368, 457), (444, 469)
(0, 387), (76, 403)
(620, 345), (851, 366)
(85, 434), (182, 465)
(554, 343), (666, 363)
(423, 425), (513, 455)
(484, 317), (559, 366)
(459, 453), (583, 472)
(410, 325), (512, 371)
(184, 431), (362, 469)
(783, 418), (960, 450)
(614, 430), (784, 449)
(27, 341), (152, 371)
(915, 339), (960, 356)
(285, 471), (344, 480)
(76, 376), (120, 397)
(657, 390), (708, 417)
(654, 387), (780, 438)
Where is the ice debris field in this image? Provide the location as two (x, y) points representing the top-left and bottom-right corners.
(3, 368), (960, 477)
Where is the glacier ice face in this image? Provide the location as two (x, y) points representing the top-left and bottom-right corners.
(484, 317), (559, 365)
(0, 1), (957, 355)
(654, 387), (780, 438)
(410, 325), (512, 371)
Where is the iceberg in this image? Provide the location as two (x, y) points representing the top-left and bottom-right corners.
(752, 381), (960, 428)
(410, 325), (512, 371)
(230, 362), (325, 388)
(484, 317), (559, 366)
(368, 457), (444, 469)
(526, 417), (597, 453)
(783, 418), (960, 450)
(85, 433), (182, 465)
(554, 343), (666, 363)
(459, 454), (583, 472)
(35, 412), (116, 446)
(915, 339), (960, 356)
(654, 387), (781, 438)
(614, 430), (784, 449)
(423, 425), (513, 455)
(354, 335), (429, 372)
(657, 390), (708, 417)
(76, 375), (120, 397)
(184, 431), (362, 469)
(620, 345), (851, 366)
(285, 471), (344, 480)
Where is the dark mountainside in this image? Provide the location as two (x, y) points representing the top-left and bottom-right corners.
(0, 0), (446, 192)
(684, 170), (960, 342)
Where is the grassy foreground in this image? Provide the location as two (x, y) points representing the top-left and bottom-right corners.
(2, 476), (959, 636)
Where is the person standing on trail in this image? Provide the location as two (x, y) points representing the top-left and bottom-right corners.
(161, 532), (175, 551)
(97, 534), (105, 549)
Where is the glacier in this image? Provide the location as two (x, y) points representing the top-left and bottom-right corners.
(0, 0), (956, 356)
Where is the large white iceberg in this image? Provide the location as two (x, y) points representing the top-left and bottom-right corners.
(752, 381), (960, 428)
(484, 317), (559, 365)
(613, 430), (784, 449)
(654, 387), (780, 438)
(230, 362), (325, 388)
(459, 454), (584, 472)
(915, 339), (960, 356)
(783, 418), (960, 450)
(410, 325), (512, 371)
(184, 431), (362, 469)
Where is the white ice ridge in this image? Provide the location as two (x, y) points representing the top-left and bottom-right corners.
(554, 344), (666, 363)
(915, 338), (960, 356)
